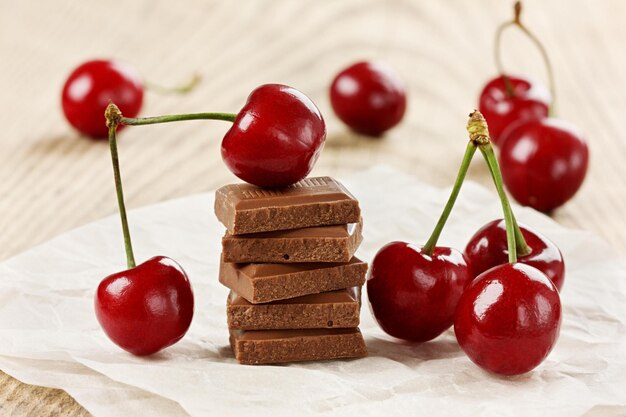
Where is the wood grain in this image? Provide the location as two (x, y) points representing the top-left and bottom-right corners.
(1, 0), (625, 415)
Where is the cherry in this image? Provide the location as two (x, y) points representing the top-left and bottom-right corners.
(478, 75), (549, 146)
(368, 132), (477, 342)
(110, 84), (326, 188)
(330, 61), (406, 136)
(456, 111), (562, 375)
(499, 118), (589, 212)
(221, 84), (326, 187)
(454, 263), (562, 375)
(62, 59), (143, 138)
(465, 219), (565, 290)
(95, 256), (194, 356)
(96, 105), (194, 355)
(368, 243), (471, 342)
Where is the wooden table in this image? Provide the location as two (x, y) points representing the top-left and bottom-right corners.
(1, 0), (624, 415)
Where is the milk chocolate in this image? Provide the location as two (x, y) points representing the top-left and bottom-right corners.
(219, 257), (368, 303)
(222, 220), (363, 263)
(227, 287), (361, 330)
(229, 327), (367, 365)
(214, 177), (361, 235)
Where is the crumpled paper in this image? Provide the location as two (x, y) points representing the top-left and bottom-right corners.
(1, 166), (625, 417)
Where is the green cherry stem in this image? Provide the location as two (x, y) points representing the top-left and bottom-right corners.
(105, 103), (136, 269)
(494, 1), (556, 115)
(121, 111), (237, 126)
(469, 110), (531, 263)
(422, 142), (477, 255)
(144, 73), (202, 95)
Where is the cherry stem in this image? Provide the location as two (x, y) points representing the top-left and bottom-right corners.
(120, 112), (237, 126)
(144, 73), (202, 95)
(105, 103), (136, 269)
(494, 1), (556, 115)
(468, 111), (531, 263)
(422, 142), (477, 256)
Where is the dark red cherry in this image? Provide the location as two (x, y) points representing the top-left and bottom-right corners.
(221, 84), (326, 188)
(62, 59), (144, 138)
(454, 263), (562, 375)
(367, 242), (471, 342)
(478, 75), (550, 146)
(330, 61), (406, 136)
(465, 219), (565, 290)
(95, 256), (194, 356)
(499, 118), (589, 212)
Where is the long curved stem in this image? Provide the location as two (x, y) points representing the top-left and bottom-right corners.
(422, 142), (477, 255)
(493, 1), (556, 114)
(468, 111), (525, 264)
(121, 112), (237, 126)
(105, 104), (136, 269)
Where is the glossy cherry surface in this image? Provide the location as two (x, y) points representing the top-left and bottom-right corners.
(330, 61), (406, 136)
(221, 84), (326, 188)
(367, 242), (471, 342)
(454, 263), (562, 375)
(95, 256), (194, 356)
(478, 75), (550, 146)
(499, 117), (589, 212)
(62, 59), (144, 138)
(465, 219), (565, 290)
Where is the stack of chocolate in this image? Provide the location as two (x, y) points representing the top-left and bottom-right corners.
(214, 177), (368, 365)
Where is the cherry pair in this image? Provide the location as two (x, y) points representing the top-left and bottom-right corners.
(368, 111), (562, 375)
(478, 2), (589, 212)
(96, 83), (327, 355)
(95, 105), (194, 356)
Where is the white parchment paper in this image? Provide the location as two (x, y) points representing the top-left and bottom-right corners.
(1, 166), (625, 417)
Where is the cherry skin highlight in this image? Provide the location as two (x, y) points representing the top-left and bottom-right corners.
(478, 75), (550, 146)
(330, 61), (406, 136)
(465, 219), (565, 290)
(62, 59), (144, 138)
(499, 118), (589, 212)
(367, 242), (471, 342)
(95, 256), (194, 356)
(454, 263), (562, 375)
(221, 84), (326, 188)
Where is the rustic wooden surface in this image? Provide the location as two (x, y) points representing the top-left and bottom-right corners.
(1, 0), (625, 415)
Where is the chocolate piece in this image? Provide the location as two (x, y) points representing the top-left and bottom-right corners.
(214, 177), (361, 235)
(227, 287), (361, 330)
(229, 327), (367, 365)
(222, 220), (363, 263)
(219, 257), (368, 303)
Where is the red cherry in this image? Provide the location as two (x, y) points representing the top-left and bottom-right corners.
(62, 59), (144, 138)
(95, 256), (194, 356)
(464, 219), (565, 290)
(478, 75), (550, 146)
(221, 84), (326, 188)
(454, 263), (562, 375)
(499, 118), (589, 212)
(367, 242), (471, 342)
(330, 61), (406, 136)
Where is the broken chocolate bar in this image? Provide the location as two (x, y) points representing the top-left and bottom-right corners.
(222, 220), (363, 263)
(229, 327), (368, 365)
(227, 287), (361, 330)
(214, 177), (361, 235)
(219, 257), (367, 303)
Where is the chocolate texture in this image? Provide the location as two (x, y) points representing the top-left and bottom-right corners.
(227, 287), (361, 330)
(222, 220), (363, 263)
(219, 257), (367, 303)
(214, 177), (360, 235)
